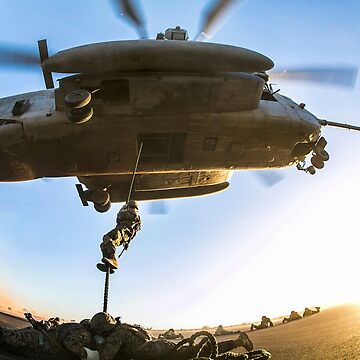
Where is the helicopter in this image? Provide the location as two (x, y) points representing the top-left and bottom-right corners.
(0, 0), (359, 213)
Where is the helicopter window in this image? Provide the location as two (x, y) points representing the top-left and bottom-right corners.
(90, 80), (129, 103)
(261, 91), (278, 102)
(202, 137), (218, 152)
(138, 133), (187, 163)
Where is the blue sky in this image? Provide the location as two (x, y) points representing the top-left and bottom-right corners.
(0, 1), (359, 328)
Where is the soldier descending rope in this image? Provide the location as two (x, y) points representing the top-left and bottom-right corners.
(97, 200), (141, 272)
(97, 142), (143, 274)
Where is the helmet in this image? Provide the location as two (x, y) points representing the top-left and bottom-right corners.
(90, 312), (117, 333)
(127, 200), (138, 209)
(80, 319), (91, 327)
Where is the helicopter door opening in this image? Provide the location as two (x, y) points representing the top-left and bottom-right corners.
(137, 133), (187, 164)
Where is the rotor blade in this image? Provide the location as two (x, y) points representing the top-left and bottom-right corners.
(269, 66), (358, 88)
(111, 0), (148, 39)
(148, 201), (169, 215)
(196, 0), (243, 41)
(0, 44), (39, 68)
(253, 170), (285, 188)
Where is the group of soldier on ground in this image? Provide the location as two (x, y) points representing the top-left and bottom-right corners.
(282, 306), (320, 323)
(0, 311), (272, 360)
(213, 306), (321, 336)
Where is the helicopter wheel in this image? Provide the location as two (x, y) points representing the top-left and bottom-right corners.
(92, 189), (110, 206)
(94, 201), (111, 213)
(65, 89), (92, 109)
(306, 166), (316, 175)
(311, 155), (324, 169)
(314, 148), (330, 162)
(68, 105), (93, 124)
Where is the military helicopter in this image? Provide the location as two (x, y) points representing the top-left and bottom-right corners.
(0, 0), (359, 213)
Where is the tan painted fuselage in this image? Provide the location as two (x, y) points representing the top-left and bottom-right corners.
(0, 40), (321, 205)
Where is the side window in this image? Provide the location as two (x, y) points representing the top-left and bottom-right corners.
(137, 133), (187, 163)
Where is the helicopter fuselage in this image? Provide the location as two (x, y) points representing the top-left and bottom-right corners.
(0, 72), (320, 182)
(0, 39), (323, 209)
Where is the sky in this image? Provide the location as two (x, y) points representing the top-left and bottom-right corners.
(0, 0), (359, 329)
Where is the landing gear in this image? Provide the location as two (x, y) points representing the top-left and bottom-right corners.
(65, 89), (93, 124)
(75, 184), (112, 213)
(92, 189), (111, 212)
(311, 155), (324, 169)
(314, 148), (329, 161)
(296, 136), (329, 176)
(297, 162), (316, 175)
(94, 201), (111, 213)
(307, 166), (316, 175)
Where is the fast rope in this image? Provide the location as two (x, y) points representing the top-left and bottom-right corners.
(100, 142), (143, 313)
(103, 267), (110, 313)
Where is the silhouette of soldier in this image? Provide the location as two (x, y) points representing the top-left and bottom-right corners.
(214, 325), (240, 336)
(303, 306), (320, 317)
(282, 311), (302, 323)
(250, 316), (273, 331)
(98, 200), (141, 271)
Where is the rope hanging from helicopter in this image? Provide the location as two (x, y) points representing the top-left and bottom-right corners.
(102, 142), (143, 313)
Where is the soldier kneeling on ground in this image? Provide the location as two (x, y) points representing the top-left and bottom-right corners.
(282, 310), (302, 323)
(0, 312), (272, 360)
(250, 316), (273, 331)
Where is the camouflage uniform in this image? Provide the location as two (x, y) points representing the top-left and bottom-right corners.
(303, 306), (320, 317)
(0, 322), (92, 359)
(250, 316), (273, 331)
(101, 200), (141, 269)
(159, 328), (184, 340)
(90, 313), (253, 360)
(214, 325), (237, 336)
(282, 311), (302, 323)
(90, 313), (174, 360)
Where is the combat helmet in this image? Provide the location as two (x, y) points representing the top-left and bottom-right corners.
(127, 200), (139, 209)
(90, 312), (117, 333)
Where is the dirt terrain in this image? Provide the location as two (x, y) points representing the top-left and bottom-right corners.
(1, 304), (359, 359)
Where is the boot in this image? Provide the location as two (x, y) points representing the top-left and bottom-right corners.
(234, 332), (253, 351)
(102, 256), (118, 269)
(96, 263), (115, 274)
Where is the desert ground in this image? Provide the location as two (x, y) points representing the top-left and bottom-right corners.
(1, 303), (359, 359)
